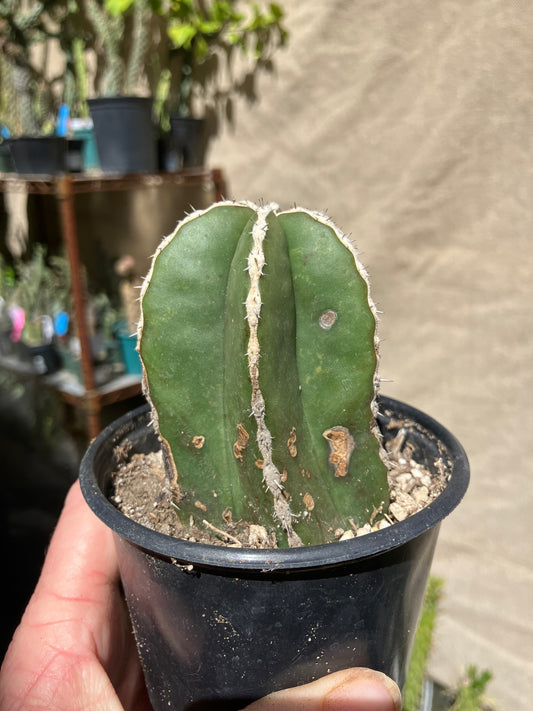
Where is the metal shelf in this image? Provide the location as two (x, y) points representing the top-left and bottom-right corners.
(1, 169), (226, 439)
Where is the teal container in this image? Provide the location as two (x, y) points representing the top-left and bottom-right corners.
(73, 127), (100, 171)
(118, 332), (142, 375)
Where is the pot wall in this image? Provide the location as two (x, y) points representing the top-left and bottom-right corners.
(8, 136), (67, 175)
(80, 397), (469, 711)
(88, 97), (157, 174)
(115, 524), (439, 710)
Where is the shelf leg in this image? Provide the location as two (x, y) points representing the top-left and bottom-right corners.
(56, 175), (101, 440)
(211, 168), (227, 202)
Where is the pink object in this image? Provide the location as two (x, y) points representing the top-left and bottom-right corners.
(9, 307), (25, 342)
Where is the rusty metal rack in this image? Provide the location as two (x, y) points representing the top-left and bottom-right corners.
(0, 169), (226, 440)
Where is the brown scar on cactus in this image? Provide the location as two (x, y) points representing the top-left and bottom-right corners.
(160, 437), (179, 487)
(233, 424), (249, 461)
(323, 426), (356, 478)
(319, 310), (337, 330)
(287, 427), (297, 457)
(192, 436), (205, 449)
(303, 493), (315, 511)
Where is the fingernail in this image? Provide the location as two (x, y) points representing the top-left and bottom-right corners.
(324, 670), (402, 711)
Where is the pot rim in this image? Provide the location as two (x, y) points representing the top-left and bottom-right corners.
(87, 96), (154, 107)
(79, 396), (469, 572)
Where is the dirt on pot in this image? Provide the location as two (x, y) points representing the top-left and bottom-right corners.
(109, 420), (449, 549)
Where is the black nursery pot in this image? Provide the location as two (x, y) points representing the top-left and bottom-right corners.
(7, 136), (67, 175)
(80, 396), (469, 711)
(29, 342), (62, 374)
(166, 116), (206, 170)
(88, 96), (157, 174)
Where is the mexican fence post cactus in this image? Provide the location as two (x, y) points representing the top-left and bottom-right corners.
(139, 201), (389, 547)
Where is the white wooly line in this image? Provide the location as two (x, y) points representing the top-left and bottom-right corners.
(245, 204), (301, 546)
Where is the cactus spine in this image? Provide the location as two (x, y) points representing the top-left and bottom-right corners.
(139, 202), (389, 547)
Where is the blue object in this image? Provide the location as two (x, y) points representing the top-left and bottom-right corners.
(56, 104), (70, 137)
(54, 311), (69, 337)
(1, 125), (10, 139)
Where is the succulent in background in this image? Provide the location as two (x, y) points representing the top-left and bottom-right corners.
(1, 0), (94, 132)
(3, 246), (71, 346)
(86, 0), (152, 96)
(0, 0), (61, 134)
(139, 201), (389, 547)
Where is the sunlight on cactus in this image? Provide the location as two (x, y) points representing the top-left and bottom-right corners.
(139, 201), (389, 546)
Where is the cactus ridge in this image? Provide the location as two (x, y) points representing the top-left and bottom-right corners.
(139, 201), (389, 547)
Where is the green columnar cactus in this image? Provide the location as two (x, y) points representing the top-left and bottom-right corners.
(123, 0), (150, 95)
(86, 0), (150, 96)
(139, 202), (389, 547)
(0, 0), (56, 134)
(85, 0), (123, 95)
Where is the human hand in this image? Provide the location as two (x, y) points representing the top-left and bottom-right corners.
(243, 667), (401, 710)
(0, 481), (151, 711)
(0, 482), (401, 711)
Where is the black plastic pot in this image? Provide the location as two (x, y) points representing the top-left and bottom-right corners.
(66, 138), (84, 173)
(165, 116), (206, 170)
(29, 342), (62, 374)
(79, 396), (469, 711)
(88, 97), (157, 174)
(7, 136), (67, 175)
(0, 141), (14, 172)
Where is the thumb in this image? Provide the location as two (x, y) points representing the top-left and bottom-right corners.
(242, 667), (402, 711)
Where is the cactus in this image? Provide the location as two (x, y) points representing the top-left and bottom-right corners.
(0, 0), (58, 134)
(61, 34), (90, 119)
(85, 0), (124, 96)
(139, 202), (389, 547)
(86, 0), (151, 96)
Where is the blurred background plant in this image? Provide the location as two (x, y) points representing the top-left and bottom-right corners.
(403, 578), (494, 711)
(85, 0), (153, 97)
(0, 0), (92, 134)
(449, 668), (493, 711)
(1, 0), (288, 140)
(102, 0), (288, 131)
(0, 0), (59, 135)
(0, 245), (71, 345)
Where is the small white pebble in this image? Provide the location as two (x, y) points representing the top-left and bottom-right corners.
(339, 530), (355, 541)
(376, 518), (391, 530)
(356, 523), (372, 537)
(412, 485), (429, 504)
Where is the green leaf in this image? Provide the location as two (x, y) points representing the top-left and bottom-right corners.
(269, 2), (283, 20)
(195, 35), (209, 58)
(197, 20), (223, 35)
(167, 21), (197, 48)
(105, 0), (134, 16)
